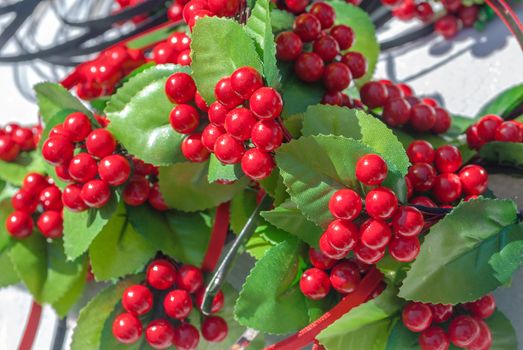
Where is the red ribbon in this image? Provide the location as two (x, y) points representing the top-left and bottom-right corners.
(18, 300), (42, 350)
(201, 202), (230, 272)
(264, 268), (383, 350)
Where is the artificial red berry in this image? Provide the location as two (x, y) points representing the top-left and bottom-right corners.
(173, 323), (200, 350)
(389, 235), (420, 262)
(407, 140), (435, 164)
(430, 304), (453, 323)
(208, 102), (229, 126)
(309, 2), (335, 29)
(360, 219), (392, 249)
(295, 52), (325, 82)
(329, 260), (361, 293)
(98, 155), (131, 186)
(187, 9), (213, 30)
(251, 120), (283, 152)
(419, 326), (450, 350)
(325, 219), (358, 251)
(356, 154), (388, 186)
(194, 92), (208, 112)
(467, 294), (496, 319)
(123, 176), (150, 206)
(145, 319), (174, 349)
(214, 134), (245, 164)
(477, 114), (503, 141)
(300, 267), (331, 300)
(459, 5), (480, 27)
(467, 318), (492, 350)
(495, 121), (522, 142)
(0, 136), (19, 162)
(164, 289), (193, 319)
(12, 127), (34, 151)
(308, 247), (336, 270)
(435, 15), (459, 39)
(319, 232), (348, 259)
(383, 98), (411, 127)
(285, 0), (308, 13)
(432, 173), (462, 204)
(177, 265), (203, 293)
(241, 148), (275, 180)
(62, 184), (88, 212)
(415, 2), (434, 22)
(230, 66), (263, 100)
(12, 190), (37, 213)
(293, 13), (322, 42)
(23, 173), (48, 194)
(249, 87), (283, 119)
(441, 0), (461, 11)
(148, 183), (169, 211)
(467, 125), (486, 150)
(122, 284), (153, 315)
(365, 187), (398, 220)
(147, 259), (177, 290)
(434, 145), (462, 173)
(112, 313), (142, 344)
(86, 129), (116, 158)
(275, 31), (303, 61)
(42, 136), (74, 166)
(177, 49), (192, 66)
(37, 211), (63, 238)
(225, 108), (257, 140)
(448, 315), (480, 347)
(384, 84), (404, 101)
(169, 104), (200, 134)
(194, 288), (225, 313)
(68, 153), (98, 182)
(407, 162), (436, 192)
(432, 108), (451, 134)
(214, 77), (243, 109)
(313, 35), (340, 62)
(169, 33), (191, 53)
(328, 189), (362, 220)
(64, 112), (92, 142)
(410, 196), (437, 208)
(182, 133), (210, 162)
(208, 0), (240, 16)
(323, 62), (352, 92)
(458, 165), (488, 196)
(201, 124), (225, 151)
(392, 206), (424, 237)
(341, 52), (367, 80)
(165, 73), (196, 104)
(322, 91), (343, 106)
(167, 2), (183, 21)
(354, 243), (385, 264)
(403, 302), (433, 332)
(410, 103), (436, 132)
(6, 211), (33, 238)
(81, 180), (111, 208)
(330, 25), (354, 50)
(201, 316), (228, 342)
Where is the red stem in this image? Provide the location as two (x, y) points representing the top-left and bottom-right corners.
(201, 202), (231, 272)
(18, 300), (42, 350)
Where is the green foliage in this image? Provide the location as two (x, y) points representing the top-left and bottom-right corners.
(208, 154), (243, 183)
(399, 198), (521, 304)
(34, 82), (92, 124)
(270, 9), (294, 32)
(0, 249), (20, 287)
(258, 169), (288, 206)
(105, 65), (190, 166)
(279, 62), (324, 117)
(0, 152), (45, 186)
(230, 189), (258, 234)
(477, 83), (523, 118)
(488, 223), (523, 284)
(51, 265), (88, 317)
(191, 17), (263, 103)
(479, 142), (523, 169)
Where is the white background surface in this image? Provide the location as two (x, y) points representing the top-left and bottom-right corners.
(0, 4), (521, 350)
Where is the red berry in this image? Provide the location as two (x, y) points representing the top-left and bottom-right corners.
(64, 112), (92, 142)
(325, 219), (358, 251)
(477, 115), (503, 142)
(442, 0), (461, 11)
(0, 135), (19, 162)
(68, 153), (98, 182)
(410, 103), (436, 132)
(495, 121), (522, 142)
(285, 0), (308, 13)
(230, 66), (263, 100)
(194, 92), (208, 112)
(169, 104), (200, 134)
(313, 35), (340, 62)
(167, 2), (183, 21)
(293, 13), (322, 42)
(432, 173), (462, 204)
(328, 189), (362, 220)
(415, 2), (434, 22)
(194, 288), (225, 313)
(182, 133), (210, 162)
(187, 10), (213, 30)
(300, 267), (331, 300)
(12, 128), (35, 151)
(323, 62), (352, 92)
(448, 315), (480, 347)
(173, 323), (200, 350)
(201, 124), (225, 151)
(435, 145), (462, 173)
(62, 184), (88, 212)
(164, 289), (193, 319)
(214, 77), (243, 109)
(330, 25), (354, 50)
(249, 87), (283, 119)
(122, 284), (153, 315)
(207, 0), (240, 16)
(295, 52), (325, 82)
(177, 265), (203, 293)
(168, 32), (191, 51)
(308, 247), (336, 270)
(435, 15), (459, 39)
(86, 129), (116, 158)
(467, 318), (492, 350)
(329, 260), (361, 293)
(432, 108), (451, 134)
(37, 211), (63, 238)
(98, 155), (131, 186)
(39, 186), (62, 212)
(467, 294), (496, 319)
(208, 102), (229, 126)
(112, 313), (142, 344)
(275, 31), (303, 61)
(356, 154), (388, 186)
(177, 49), (192, 66)
(123, 176), (150, 206)
(383, 98), (411, 127)
(459, 5), (480, 27)
(251, 120), (283, 152)
(410, 196), (437, 208)
(384, 84), (404, 101)
(467, 125), (486, 150)
(6, 211), (33, 238)
(214, 134), (245, 164)
(23, 173), (48, 194)
(12, 190), (37, 213)
(407, 140), (435, 164)
(319, 233), (348, 259)
(408, 162), (436, 192)
(165, 73), (196, 104)
(241, 148), (275, 180)
(392, 206), (424, 237)
(419, 326), (450, 350)
(402, 302), (433, 332)
(145, 319), (174, 349)
(430, 304), (453, 323)
(225, 108), (257, 140)
(322, 91), (343, 106)
(354, 243), (385, 264)
(201, 316), (228, 342)
(341, 52), (367, 80)
(360, 219), (391, 249)
(42, 136), (74, 166)
(147, 259), (177, 290)
(309, 2), (335, 29)
(81, 180), (111, 208)
(148, 183), (169, 211)
(458, 165), (488, 196)
(365, 187), (398, 220)
(389, 235), (420, 262)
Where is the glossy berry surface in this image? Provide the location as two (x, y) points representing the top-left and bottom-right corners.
(208, 102), (229, 126)
(477, 114), (503, 141)
(146, 259), (177, 290)
(295, 52), (325, 82)
(173, 323), (200, 350)
(402, 302), (433, 332)
(329, 261), (361, 293)
(419, 326), (450, 350)
(300, 267), (331, 300)
(68, 153), (98, 182)
(122, 284), (153, 315)
(165, 72), (196, 104)
(325, 219), (358, 251)
(86, 129), (116, 158)
(98, 155), (131, 186)
(112, 313), (142, 344)
(275, 31), (303, 61)
(6, 211), (33, 238)
(356, 154), (388, 186)
(383, 98), (411, 127)
(201, 316), (228, 342)
(37, 211), (63, 239)
(0, 136), (19, 161)
(448, 315), (480, 347)
(495, 121), (522, 142)
(391, 206), (424, 237)
(432, 173), (462, 204)
(388, 235), (420, 262)
(407, 163), (436, 192)
(81, 180), (111, 208)
(309, 2), (335, 29)
(354, 243), (385, 264)
(430, 304), (453, 323)
(12, 190), (37, 213)
(360, 219), (391, 250)
(467, 294), (496, 319)
(319, 233), (348, 259)
(182, 133), (210, 162)
(62, 184), (88, 212)
(365, 187), (398, 220)
(164, 289), (193, 319)
(224, 108), (257, 141)
(293, 13), (322, 42)
(434, 145), (462, 174)
(458, 165), (488, 196)
(195, 289), (225, 314)
(467, 318), (492, 350)
(328, 189), (362, 220)
(410, 103), (436, 132)
(64, 112), (92, 142)
(308, 247), (336, 270)
(42, 136), (74, 166)
(313, 35), (340, 62)
(201, 124), (225, 151)
(145, 319), (174, 349)
(241, 148), (275, 180)
(230, 66), (263, 100)
(176, 265), (203, 293)
(251, 120), (283, 152)
(249, 87), (283, 119)
(323, 62), (352, 92)
(407, 140), (435, 164)
(340, 52), (367, 79)
(214, 134), (245, 164)
(214, 77), (243, 109)
(169, 104), (200, 134)
(330, 25), (354, 50)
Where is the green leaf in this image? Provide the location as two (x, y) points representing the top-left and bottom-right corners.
(245, 231), (274, 260)
(105, 64), (190, 166)
(279, 62), (324, 116)
(479, 142), (523, 169)
(246, 0), (280, 88)
(159, 161), (248, 212)
(385, 319), (419, 350)
(271, 8), (294, 32)
(275, 135), (405, 228)
(301, 104), (362, 139)
(52, 263), (88, 317)
(0, 249), (20, 287)
(489, 223), (523, 284)
(330, 1), (379, 85)
(317, 287), (402, 350)
(399, 198), (520, 304)
(230, 189), (258, 234)
(191, 17), (263, 103)
(208, 154), (243, 183)
(0, 195), (15, 253)
(9, 235), (87, 304)
(235, 238), (310, 334)
(63, 193), (119, 260)
(477, 83), (523, 118)
(0, 152), (45, 186)
(70, 276), (142, 350)
(34, 82), (92, 124)
(128, 205), (212, 266)
(447, 114), (476, 136)
(261, 199), (323, 248)
(89, 204), (156, 281)
(258, 168), (288, 206)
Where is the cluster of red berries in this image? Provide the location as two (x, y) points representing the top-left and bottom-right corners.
(76, 46), (145, 100)
(435, 3), (481, 39)
(402, 294), (496, 350)
(5, 173), (63, 239)
(360, 80), (451, 134)
(280, 0), (361, 15)
(299, 251), (386, 300)
(319, 154), (425, 267)
(166, 66), (284, 180)
(385, 0), (435, 23)
(0, 123), (40, 162)
(405, 140), (488, 207)
(275, 2), (368, 106)
(112, 259), (227, 349)
(151, 32), (192, 66)
(466, 114), (523, 150)
(168, 0), (241, 31)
